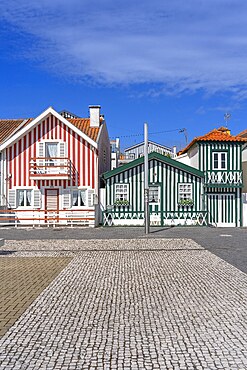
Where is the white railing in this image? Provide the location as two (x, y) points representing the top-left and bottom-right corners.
(103, 210), (208, 226)
(206, 171), (242, 185)
(0, 209), (95, 227)
(30, 158), (72, 177)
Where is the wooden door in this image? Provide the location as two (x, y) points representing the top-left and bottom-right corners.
(45, 189), (59, 221)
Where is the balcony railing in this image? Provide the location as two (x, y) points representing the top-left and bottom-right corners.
(30, 157), (72, 179)
(205, 170), (243, 186)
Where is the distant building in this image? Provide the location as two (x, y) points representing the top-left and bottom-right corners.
(125, 140), (176, 160)
(110, 140), (176, 168)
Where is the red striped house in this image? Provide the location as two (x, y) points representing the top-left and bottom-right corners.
(0, 106), (110, 226)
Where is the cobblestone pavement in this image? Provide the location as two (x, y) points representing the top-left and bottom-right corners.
(3, 238), (201, 251)
(0, 257), (72, 337)
(0, 239), (247, 369)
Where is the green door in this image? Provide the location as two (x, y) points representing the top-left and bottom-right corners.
(149, 185), (161, 226)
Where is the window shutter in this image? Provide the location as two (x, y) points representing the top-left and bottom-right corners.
(38, 142), (45, 170)
(88, 189), (94, 207)
(33, 190), (41, 208)
(8, 189), (16, 208)
(59, 142), (67, 173)
(59, 142), (66, 158)
(63, 189), (71, 209)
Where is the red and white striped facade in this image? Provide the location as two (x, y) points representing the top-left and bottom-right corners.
(0, 107), (110, 226)
(7, 115), (98, 189)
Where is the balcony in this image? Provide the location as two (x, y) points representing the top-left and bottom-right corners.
(30, 157), (72, 179)
(205, 170), (243, 187)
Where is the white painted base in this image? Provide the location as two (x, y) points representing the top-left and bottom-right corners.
(243, 194), (247, 227)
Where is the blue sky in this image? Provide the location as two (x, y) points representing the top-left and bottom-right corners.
(1, 0), (247, 150)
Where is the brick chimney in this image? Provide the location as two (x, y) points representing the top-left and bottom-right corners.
(89, 105), (101, 128)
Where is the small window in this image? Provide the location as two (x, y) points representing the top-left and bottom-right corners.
(178, 183), (193, 202)
(17, 189), (32, 207)
(213, 152), (227, 170)
(149, 186), (159, 203)
(115, 184), (129, 201)
(72, 190), (87, 207)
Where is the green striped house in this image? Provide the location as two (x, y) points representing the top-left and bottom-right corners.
(177, 127), (247, 227)
(102, 152), (206, 226)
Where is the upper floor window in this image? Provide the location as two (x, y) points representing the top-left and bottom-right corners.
(213, 152), (227, 170)
(46, 143), (58, 166)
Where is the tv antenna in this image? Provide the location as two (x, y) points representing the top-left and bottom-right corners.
(179, 128), (188, 144)
(224, 113), (231, 127)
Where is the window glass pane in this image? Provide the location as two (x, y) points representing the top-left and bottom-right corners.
(213, 153), (219, 169)
(115, 184), (129, 202)
(79, 190), (86, 206)
(46, 143), (58, 166)
(18, 190), (25, 206)
(178, 184), (192, 201)
(26, 190), (32, 206)
(149, 186), (159, 203)
(221, 153), (226, 169)
(72, 191), (78, 206)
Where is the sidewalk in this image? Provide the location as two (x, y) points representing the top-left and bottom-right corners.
(1, 238), (247, 369)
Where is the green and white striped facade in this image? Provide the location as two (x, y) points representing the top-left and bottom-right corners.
(103, 152), (206, 226)
(177, 139), (245, 227)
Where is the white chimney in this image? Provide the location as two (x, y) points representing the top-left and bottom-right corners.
(89, 105), (101, 128)
(173, 146), (177, 157)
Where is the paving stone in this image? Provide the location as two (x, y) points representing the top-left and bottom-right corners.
(0, 239), (247, 369)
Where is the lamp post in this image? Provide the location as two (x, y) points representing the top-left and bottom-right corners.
(144, 123), (149, 234)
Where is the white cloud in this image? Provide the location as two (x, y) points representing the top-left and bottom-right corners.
(1, 0), (247, 95)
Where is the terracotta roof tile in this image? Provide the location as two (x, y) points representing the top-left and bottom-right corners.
(0, 116), (101, 144)
(178, 127), (247, 155)
(0, 119), (26, 144)
(67, 118), (100, 142)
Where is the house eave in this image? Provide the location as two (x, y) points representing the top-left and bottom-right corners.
(103, 152), (204, 179)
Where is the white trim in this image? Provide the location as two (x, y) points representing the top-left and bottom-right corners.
(70, 187), (91, 208)
(149, 185), (160, 205)
(114, 183), (129, 202)
(0, 107), (98, 150)
(212, 152), (227, 170)
(16, 188), (33, 208)
(178, 183), (193, 201)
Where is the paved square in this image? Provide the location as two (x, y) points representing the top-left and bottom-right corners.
(0, 257), (72, 337)
(0, 239), (247, 369)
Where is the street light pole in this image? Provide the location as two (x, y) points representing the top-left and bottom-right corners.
(144, 122), (149, 234)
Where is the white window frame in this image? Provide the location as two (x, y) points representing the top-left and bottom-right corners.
(178, 183), (193, 202)
(149, 185), (160, 204)
(114, 184), (129, 202)
(71, 188), (88, 208)
(16, 189), (33, 208)
(213, 152), (227, 170)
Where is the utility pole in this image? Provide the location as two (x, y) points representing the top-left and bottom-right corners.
(144, 123), (150, 234)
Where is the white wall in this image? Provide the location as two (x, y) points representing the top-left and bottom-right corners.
(189, 146), (199, 169)
(243, 193), (247, 227)
(175, 153), (191, 166)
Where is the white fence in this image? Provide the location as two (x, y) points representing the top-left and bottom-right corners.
(0, 209), (95, 227)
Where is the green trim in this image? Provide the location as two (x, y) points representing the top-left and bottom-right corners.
(103, 152), (204, 179)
